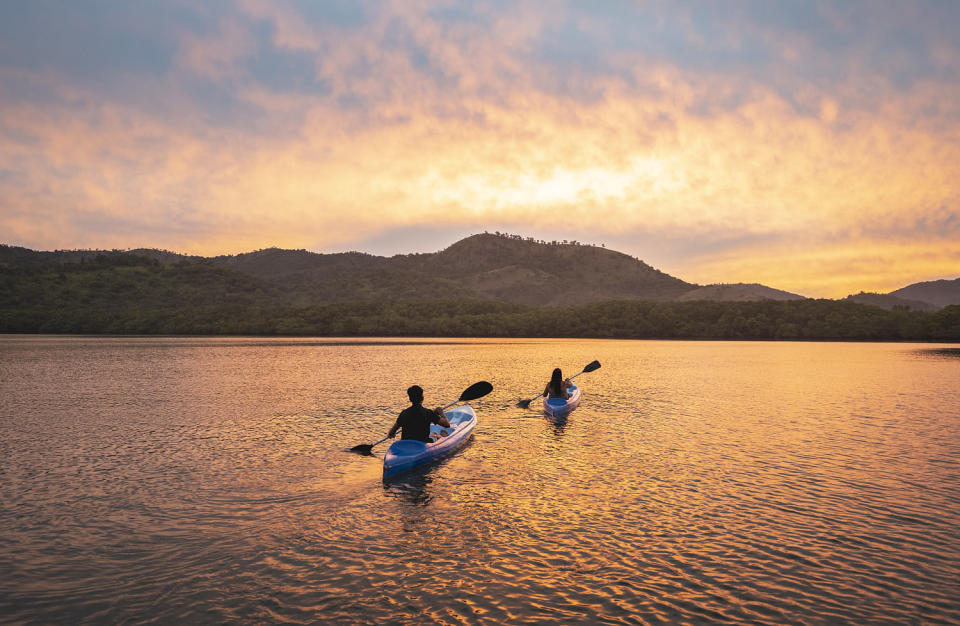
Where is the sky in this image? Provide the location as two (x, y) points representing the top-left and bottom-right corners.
(1, 1), (958, 298)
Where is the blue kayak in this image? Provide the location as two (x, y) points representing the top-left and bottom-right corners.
(382, 405), (476, 478)
(543, 383), (582, 418)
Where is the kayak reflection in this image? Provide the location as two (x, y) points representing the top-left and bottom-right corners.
(546, 413), (568, 437)
(382, 471), (434, 507)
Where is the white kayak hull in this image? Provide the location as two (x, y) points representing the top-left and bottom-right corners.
(543, 383), (581, 418)
(383, 405), (476, 478)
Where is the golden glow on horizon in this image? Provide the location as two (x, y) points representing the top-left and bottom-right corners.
(0, 3), (958, 299)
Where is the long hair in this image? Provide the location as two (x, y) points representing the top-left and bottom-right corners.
(549, 368), (563, 396)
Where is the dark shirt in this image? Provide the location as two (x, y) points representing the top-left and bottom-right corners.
(396, 405), (443, 442)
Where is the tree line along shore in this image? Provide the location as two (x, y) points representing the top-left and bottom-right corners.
(2, 255), (958, 340)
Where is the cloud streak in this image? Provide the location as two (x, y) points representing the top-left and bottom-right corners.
(0, 1), (957, 297)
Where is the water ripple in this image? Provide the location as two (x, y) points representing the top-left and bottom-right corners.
(1, 338), (959, 623)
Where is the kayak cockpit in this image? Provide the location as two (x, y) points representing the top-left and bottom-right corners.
(429, 409), (470, 441)
(388, 440), (428, 455)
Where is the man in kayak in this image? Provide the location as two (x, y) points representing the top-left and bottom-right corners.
(544, 368), (573, 399)
(388, 385), (450, 443)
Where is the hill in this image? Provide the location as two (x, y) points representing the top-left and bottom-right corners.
(676, 283), (805, 302)
(58, 234), (697, 306)
(889, 278), (960, 309)
(210, 247), (386, 280)
(3, 238), (960, 339)
(842, 292), (937, 312)
(0, 253), (284, 333)
(0, 244), (126, 268)
(6, 235), (957, 312)
(401, 233), (696, 305)
(1, 235), (700, 310)
(0, 245), (199, 268)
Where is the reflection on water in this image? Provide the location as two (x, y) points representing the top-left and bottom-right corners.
(383, 472), (434, 506)
(1, 336), (959, 624)
(918, 346), (960, 359)
(544, 413), (569, 436)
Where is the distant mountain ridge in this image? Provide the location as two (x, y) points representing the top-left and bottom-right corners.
(1, 235), (699, 306)
(842, 292), (938, 312)
(838, 278), (960, 312)
(677, 283), (804, 302)
(2, 235), (957, 309)
(404, 234), (696, 304)
(198, 234), (701, 305)
(889, 278), (960, 309)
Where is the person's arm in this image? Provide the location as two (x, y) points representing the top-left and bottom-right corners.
(433, 407), (451, 428)
(387, 416), (402, 438)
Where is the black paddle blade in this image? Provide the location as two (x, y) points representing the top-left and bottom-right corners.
(516, 398), (533, 409)
(459, 381), (493, 402)
(350, 444), (374, 454)
(582, 360), (601, 373)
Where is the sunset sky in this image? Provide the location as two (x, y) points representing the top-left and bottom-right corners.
(1, 1), (958, 297)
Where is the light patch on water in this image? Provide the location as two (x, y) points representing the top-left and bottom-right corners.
(1, 337), (959, 623)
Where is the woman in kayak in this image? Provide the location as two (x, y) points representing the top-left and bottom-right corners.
(388, 385), (450, 443)
(544, 368), (572, 399)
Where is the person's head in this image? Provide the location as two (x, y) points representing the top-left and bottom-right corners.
(407, 385), (424, 405)
(550, 368), (563, 390)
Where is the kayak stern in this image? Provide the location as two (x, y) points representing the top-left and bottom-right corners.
(382, 405), (477, 478)
(543, 383), (582, 418)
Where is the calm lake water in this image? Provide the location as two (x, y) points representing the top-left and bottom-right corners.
(1, 336), (959, 624)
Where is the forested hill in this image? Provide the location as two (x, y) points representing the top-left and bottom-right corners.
(1, 234), (696, 306)
(837, 279), (960, 312)
(4, 235), (959, 310)
(842, 292), (938, 312)
(401, 234), (696, 304)
(890, 278), (960, 309)
(201, 233), (697, 305)
(676, 283), (804, 302)
(2, 239), (959, 339)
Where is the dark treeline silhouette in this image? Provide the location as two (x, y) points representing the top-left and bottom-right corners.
(485, 230), (587, 247)
(2, 255), (958, 339)
(2, 235), (699, 307)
